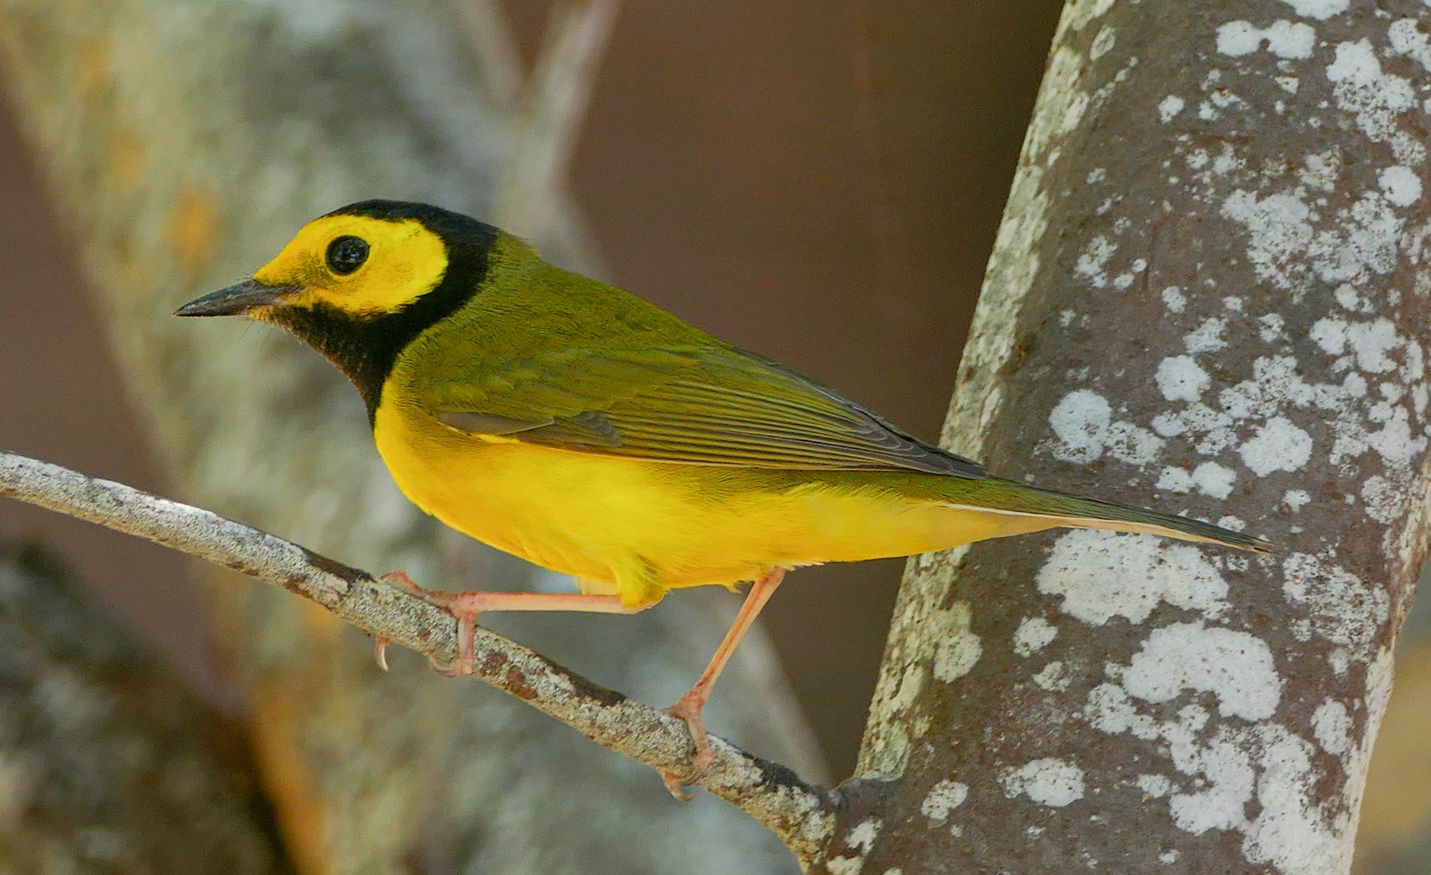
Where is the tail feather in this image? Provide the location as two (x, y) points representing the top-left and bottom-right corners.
(946, 478), (1277, 554)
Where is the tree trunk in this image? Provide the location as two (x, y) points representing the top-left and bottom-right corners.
(846, 0), (1431, 871)
(0, 1), (820, 871)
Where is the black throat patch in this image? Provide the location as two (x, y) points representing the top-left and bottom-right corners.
(266, 202), (497, 423)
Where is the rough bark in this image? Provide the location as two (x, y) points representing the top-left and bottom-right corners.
(847, 1), (1431, 872)
(0, 541), (284, 872)
(0, 1), (820, 871)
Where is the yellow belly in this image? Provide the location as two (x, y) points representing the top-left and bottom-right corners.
(372, 399), (1054, 606)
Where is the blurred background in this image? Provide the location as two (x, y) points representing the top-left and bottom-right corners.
(0, 1), (1426, 871)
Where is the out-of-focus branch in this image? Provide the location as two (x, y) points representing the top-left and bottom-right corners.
(493, 0), (621, 236)
(0, 541), (283, 872)
(453, 1), (527, 110)
(0, 450), (838, 865)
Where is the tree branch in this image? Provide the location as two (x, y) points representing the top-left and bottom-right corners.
(493, 0), (622, 238)
(0, 449), (838, 865)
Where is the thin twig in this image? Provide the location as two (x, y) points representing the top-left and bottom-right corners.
(0, 450), (837, 865)
(493, 0), (621, 236)
(452, 0), (526, 110)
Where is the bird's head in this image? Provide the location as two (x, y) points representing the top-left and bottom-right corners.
(176, 199), (500, 416)
(176, 199), (498, 321)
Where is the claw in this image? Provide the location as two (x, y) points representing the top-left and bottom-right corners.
(375, 635), (391, 671)
(427, 592), (482, 677)
(378, 570), (482, 677)
(661, 771), (696, 802)
(380, 569), (421, 592)
(659, 690), (715, 800)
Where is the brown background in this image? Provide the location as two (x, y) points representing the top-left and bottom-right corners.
(1, 2), (1426, 868)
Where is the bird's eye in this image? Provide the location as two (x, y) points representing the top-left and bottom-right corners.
(326, 235), (369, 275)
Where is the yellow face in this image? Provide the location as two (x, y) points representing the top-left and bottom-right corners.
(252, 214), (449, 316)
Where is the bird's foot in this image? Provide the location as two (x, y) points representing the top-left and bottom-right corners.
(377, 570), (482, 677)
(659, 689), (715, 801)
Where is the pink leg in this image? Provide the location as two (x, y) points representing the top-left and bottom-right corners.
(377, 571), (649, 676)
(661, 568), (785, 799)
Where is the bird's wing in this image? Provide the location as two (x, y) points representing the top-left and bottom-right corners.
(424, 342), (986, 477)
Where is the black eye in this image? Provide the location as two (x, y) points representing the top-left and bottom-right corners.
(326, 235), (369, 275)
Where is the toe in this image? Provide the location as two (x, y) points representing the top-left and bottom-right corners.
(660, 770), (696, 802)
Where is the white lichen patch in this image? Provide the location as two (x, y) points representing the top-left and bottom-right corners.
(1378, 165), (1423, 208)
(1193, 462), (1237, 499)
(928, 602), (982, 682)
(1242, 725), (1345, 873)
(1122, 622), (1282, 721)
(1259, 312), (1288, 343)
(1158, 95), (1185, 123)
(1184, 313), (1425, 535)
(1283, 553), (1389, 659)
(1038, 530), (1230, 625)
(1389, 17), (1431, 73)
(1049, 390), (1112, 463)
(1157, 355), (1211, 402)
(1169, 727), (1256, 833)
(1156, 461), (1236, 499)
(1360, 474), (1404, 524)
(1013, 616), (1058, 656)
(1283, 489), (1311, 512)
(1086, 678), (1349, 869)
(1217, 20), (1315, 59)
(1238, 416), (1313, 476)
(1089, 24), (1117, 61)
(1222, 187), (1404, 293)
(1184, 317), (1229, 353)
(1217, 21), (1262, 56)
(1220, 190), (1314, 290)
(1157, 466), (1195, 493)
(1047, 390), (1164, 466)
(1001, 758), (1085, 807)
(1137, 773), (1172, 798)
(920, 779), (970, 823)
(1033, 660), (1072, 691)
(1264, 20), (1317, 58)
(1074, 234), (1117, 288)
(1279, 0), (1349, 19)
(827, 818), (883, 875)
(1325, 39), (1423, 165)
(1311, 699), (1351, 755)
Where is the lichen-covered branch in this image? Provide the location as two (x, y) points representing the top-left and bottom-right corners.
(0, 449), (839, 864)
(851, 1), (1431, 871)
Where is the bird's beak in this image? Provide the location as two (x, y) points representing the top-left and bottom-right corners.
(174, 279), (300, 317)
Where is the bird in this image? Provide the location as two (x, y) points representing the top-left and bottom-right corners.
(176, 199), (1273, 796)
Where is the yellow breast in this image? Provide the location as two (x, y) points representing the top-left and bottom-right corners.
(372, 396), (1049, 606)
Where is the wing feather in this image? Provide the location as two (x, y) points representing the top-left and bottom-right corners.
(429, 344), (985, 478)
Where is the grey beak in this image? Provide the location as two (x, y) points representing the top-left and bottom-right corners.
(174, 279), (299, 317)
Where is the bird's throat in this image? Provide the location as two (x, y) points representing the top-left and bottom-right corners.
(264, 237), (491, 423)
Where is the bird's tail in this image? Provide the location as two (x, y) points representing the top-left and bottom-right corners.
(944, 477), (1277, 554)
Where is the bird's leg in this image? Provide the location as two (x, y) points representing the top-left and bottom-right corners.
(376, 571), (648, 676)
(661, 568), (785, 799)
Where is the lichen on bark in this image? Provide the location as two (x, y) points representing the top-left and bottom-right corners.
(855, 1), (1431, 871)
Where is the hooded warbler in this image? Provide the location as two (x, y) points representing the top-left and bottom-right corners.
(177, 200), (1272, 790)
